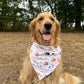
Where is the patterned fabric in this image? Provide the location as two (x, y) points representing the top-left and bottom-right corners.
(30, 42), (62, 80)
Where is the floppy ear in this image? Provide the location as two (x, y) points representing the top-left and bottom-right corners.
(29, 18), (37, 37)
(55, 19), (61, 37)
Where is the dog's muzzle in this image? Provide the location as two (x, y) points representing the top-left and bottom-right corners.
(39, 22), (52, 41)
(44, 22), (52, 30)
(39, 31), (51, 41)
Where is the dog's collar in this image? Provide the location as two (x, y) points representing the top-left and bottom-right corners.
(30, 42), (62, 80)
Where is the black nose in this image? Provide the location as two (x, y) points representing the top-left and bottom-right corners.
(44, 22), (52, 30)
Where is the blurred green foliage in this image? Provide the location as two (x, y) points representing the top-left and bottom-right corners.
(0, 0), (84, 32)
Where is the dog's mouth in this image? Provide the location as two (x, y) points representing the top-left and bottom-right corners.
(39, 31), (51, 41)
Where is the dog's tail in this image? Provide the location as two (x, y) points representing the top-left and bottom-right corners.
(59, 73), (82, 84)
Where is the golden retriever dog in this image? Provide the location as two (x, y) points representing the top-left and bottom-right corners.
(19, 12), (81, 84)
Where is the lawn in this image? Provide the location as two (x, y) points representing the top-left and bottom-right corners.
(0, 32), (84, 84)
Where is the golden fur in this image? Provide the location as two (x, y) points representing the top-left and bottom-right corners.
(19, 12), (81, 84)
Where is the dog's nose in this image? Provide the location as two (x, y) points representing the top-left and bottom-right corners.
(44, 22), (52, 30)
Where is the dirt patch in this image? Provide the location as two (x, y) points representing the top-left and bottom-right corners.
(0, 32), (84, 84)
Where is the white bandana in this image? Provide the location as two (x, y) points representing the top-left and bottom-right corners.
(30, 42), (62, 80)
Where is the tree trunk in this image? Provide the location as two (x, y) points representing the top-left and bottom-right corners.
(45, 0), (54, 15)
(74, 0), (82, 31)
(75, 16), (81, 31)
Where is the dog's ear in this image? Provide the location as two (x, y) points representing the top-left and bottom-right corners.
(55, 19), (61, 36)
(29, 18), (37, 37)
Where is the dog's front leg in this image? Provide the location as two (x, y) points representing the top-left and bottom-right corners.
(20, 57), (33, 84)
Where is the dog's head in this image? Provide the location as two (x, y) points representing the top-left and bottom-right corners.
(30, 12), (60, 46)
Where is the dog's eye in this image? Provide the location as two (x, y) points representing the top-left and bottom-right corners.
(38, 17), (43, 21)
(50, 18), (54, 21)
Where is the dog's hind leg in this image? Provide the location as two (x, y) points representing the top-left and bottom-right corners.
(59, 73), (81, 84)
